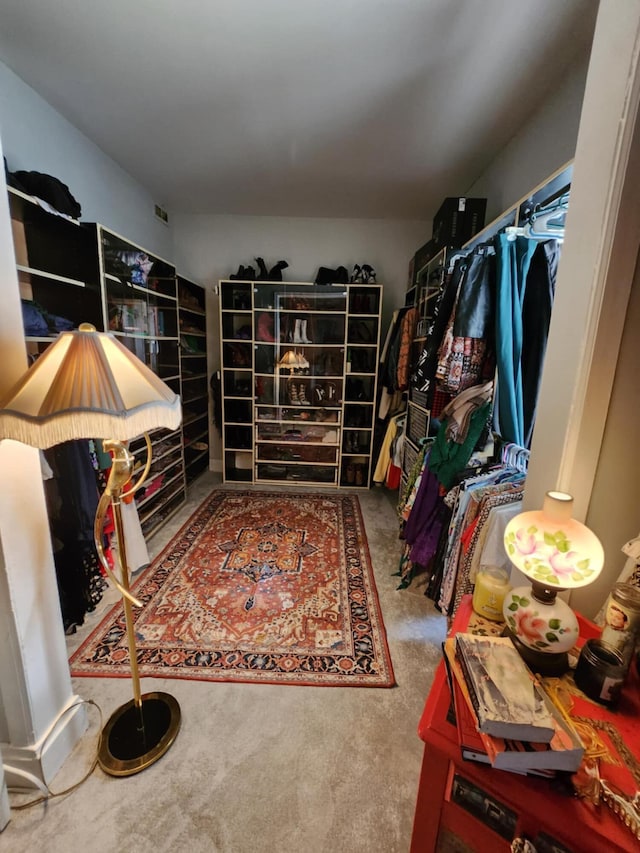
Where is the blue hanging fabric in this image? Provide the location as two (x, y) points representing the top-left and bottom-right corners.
(494, 233), (537, 446)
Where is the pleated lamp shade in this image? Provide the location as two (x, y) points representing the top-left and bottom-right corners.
(0, 323), (182, 449)
(277, 350), (309, 371)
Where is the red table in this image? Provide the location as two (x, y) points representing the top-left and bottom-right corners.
(410, 595), (640, 852)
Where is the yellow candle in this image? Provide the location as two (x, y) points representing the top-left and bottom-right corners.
(472, 566), (511, 622)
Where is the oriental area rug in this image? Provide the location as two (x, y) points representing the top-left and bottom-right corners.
(70, 490), (395, 687)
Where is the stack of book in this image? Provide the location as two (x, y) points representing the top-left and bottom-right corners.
(443, 633), (584, 777)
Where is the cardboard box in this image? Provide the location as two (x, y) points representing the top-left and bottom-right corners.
(432, 197), (487, 249)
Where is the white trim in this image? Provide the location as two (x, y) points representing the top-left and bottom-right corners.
(3, 696), (87, 790)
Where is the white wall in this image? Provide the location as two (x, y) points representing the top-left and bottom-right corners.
(573, 248), (640, 615)
(0, 61), (174, 259)
(173, 213), (428, 333)
(466, 52), (590, 221)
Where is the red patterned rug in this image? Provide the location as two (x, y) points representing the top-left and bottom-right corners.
(69, 490), (395, 687)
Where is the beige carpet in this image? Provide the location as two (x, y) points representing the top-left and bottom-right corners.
(4, 473), (447, 853)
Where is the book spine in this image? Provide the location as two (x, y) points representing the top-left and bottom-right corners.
(454, 637), (483, 722)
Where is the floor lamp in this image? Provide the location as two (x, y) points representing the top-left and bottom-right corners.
(0, 323), (182, 776)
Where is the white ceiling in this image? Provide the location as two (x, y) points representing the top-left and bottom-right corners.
(0, 0), (598, 220)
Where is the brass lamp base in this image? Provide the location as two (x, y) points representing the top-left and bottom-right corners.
(98, 691), (181, 777)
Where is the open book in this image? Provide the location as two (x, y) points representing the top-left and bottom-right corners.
(455, 633), (555, 742)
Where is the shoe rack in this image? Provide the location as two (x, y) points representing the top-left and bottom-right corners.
(94, 225), (188, 537)
(8, 188), (211, 540)
(218, 279), (382, 488)
(178, 275), (209, 486)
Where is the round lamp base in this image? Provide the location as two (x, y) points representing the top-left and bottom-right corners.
(98, 691), (181, 777)
(504, 629), (570, 676)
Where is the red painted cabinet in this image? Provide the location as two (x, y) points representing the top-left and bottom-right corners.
(410, 597), (640, 853)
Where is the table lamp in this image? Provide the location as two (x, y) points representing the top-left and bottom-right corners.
(502, 490), (604, 675)
(0, 323), (182, 776)
(277, 349), (309, 373)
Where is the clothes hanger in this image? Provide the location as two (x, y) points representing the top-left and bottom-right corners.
(505, 192), (569, 243)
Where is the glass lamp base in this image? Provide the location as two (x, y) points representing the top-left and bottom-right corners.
(503, 628), (570, 676)
(98, 691), (181, 777)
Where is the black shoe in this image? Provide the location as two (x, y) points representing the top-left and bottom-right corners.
(361, 264), (376, 283)
(230, 264), (246, 280)
(269, 260), (289, 281)
(256, 257), (270, 280)
(315, 266), (337, 285)
(335, 265), (349, 283)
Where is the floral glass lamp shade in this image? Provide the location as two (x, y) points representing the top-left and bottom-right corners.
(502, 490), (604, 674)
(0, 323), (183, 776)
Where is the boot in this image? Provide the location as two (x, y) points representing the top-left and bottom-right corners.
(257, 312), (275, 342)
(288, 381), (300, 405)
(229, 265), (246, 280)
(298, 383), (310, 406)
(269, 260), (289, 281)
(255, 257), (270, 280)
(293, 318), (303, 344)
(300, 319), (311, 343)
(335, 265), (349, 283)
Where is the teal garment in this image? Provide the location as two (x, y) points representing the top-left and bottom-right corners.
(495, 234), (538, 447)
(428, 401), (491, 490)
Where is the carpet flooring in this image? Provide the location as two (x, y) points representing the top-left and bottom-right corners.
(69, 490), (394, 687)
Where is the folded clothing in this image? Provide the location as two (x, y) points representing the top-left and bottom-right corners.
(21, 300), (75, 335)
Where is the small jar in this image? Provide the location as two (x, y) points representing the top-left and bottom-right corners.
(601, 582), (640, 670)
(574, 639), (626, 706)
(472, 566), (511, 622)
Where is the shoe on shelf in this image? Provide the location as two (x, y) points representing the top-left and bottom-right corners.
(256, 257), (270, 281)
(350, 264), (363, 283)
(269, 260), (289, 281)
(355, 464), (365, 486)
(229, 265), (246, 280)
(361, 264), (376, 284)
(335, 265), (349, 284)
(346, 463), (355, 485)
(288, 381), (300, 405)
(298, 383), (310, 406)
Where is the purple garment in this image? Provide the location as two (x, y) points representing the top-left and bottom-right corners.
(404, 460), (444, 567)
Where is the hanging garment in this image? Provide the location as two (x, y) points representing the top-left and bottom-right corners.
(469, 499), (524, 584)
(399, 439), (430, 522)
(396, 306), (419, 391)
(428, 400), (491, 490)
(436, 248), (496, 395)
(440, 381), (493, 444)
(403, 457), (445, 569)
(379, 307), (408, 394)
(450, 482), (524, 616)
(494, 233), (538, 447)
(386, 418), (406, 490)
(111, 500), (150, 577)
(413, 260), (464, 406)
(373, 416), (400, 485)
(437, 470), (522, 615)
(521, 240), (559, 447)
(44, 440), (106, 632)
